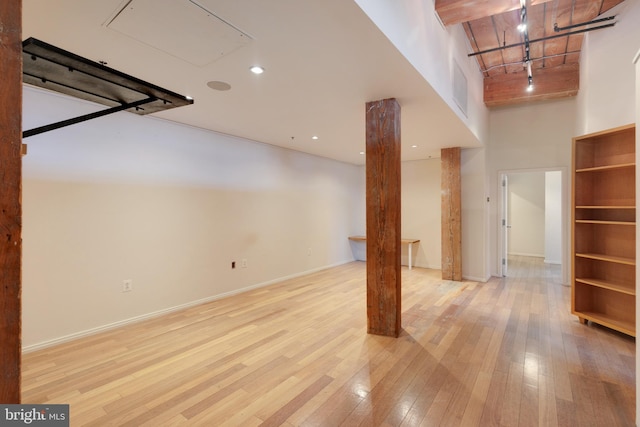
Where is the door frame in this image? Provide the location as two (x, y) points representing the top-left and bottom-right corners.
(497, 167), (569, 284)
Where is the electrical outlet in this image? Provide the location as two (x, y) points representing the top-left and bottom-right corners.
(232, 261), (236, 269)
(122, 279), (132, 292)
(241, 259), (248, 268)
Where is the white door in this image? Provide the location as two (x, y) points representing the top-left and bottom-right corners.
(501, 174), (510, 277)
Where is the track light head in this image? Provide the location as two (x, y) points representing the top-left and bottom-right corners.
(518, 6), (527, 32)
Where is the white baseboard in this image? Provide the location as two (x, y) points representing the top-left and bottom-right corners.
(508, 252), (544, 258)
(462, 274), (491, 283)
(22, 260), (352, 354)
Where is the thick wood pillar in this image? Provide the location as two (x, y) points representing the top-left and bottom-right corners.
(441, 147), (462, 281)
(0, 0), (23, 403)
(366, 98), (401, 337)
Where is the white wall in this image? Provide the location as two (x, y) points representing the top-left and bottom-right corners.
(507, 172), (545, 258)
(577, 1), (640, 134)
(401, 159), (441, 269)
(461, 147), (490, 281)
(504, 170), (562, 263)
(349, 159), (442, 268)
(353, 0), (489, 145)
(488, 98), (576, 279)
(544, 171), (562, 264)
(351, 0), (491, 281)
(22, 87), (365, 350)
(352, 153), (487, 281)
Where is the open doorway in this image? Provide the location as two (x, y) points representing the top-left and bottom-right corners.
(498, 168), (568, 284)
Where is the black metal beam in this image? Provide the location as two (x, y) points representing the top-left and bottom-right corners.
(22, 38), (193, 116)
(554, 16), (615, 32)
(23, 97), (156, 138)
(468, 23), (616, 57)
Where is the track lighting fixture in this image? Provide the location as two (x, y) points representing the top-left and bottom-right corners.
(517, 5), (527, 32)
(467, 0), (617, 93)
(520, 1), (532, 92)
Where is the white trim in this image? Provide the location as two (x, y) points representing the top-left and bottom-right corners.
(22, 260), (351, 353)
(508, 252), (545, 258)
(463, 274), (491, 283)
(497, 167), (569, 285)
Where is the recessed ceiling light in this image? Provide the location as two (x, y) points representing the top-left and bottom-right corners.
(250, 65), (265, 74)
(411, 145), (418, 148)
(359, 151), (365, 155)
(312, 135), (319, 140)
(207, 81), (231, 91)
(185, 95), (193, 100)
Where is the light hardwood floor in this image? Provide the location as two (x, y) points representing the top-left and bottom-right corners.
(22, 257), (635, 426)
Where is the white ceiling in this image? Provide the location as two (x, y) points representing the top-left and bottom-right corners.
(23, 0), (481, 165)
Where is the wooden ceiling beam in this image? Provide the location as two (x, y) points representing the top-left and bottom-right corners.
(483, 63), (579, 107)
(435, 0), (554, 26)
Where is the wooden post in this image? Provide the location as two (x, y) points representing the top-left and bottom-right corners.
(0, 0), (23, 403)
(366, 98), (401, 337)
(441, 147), (462, 281)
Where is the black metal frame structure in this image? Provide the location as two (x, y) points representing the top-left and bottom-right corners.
(468, 18), (617, 58)
(22, 37), (194, 138)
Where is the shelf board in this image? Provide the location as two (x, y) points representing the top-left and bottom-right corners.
(575, 220), (635, 225)
(573, 124), (635, 141)
(573, 310), (635, 337)
(576, 162), (635, 173)
(575, 253), (636, 265)
(575, 277), (636, 295)
(575, 206), (636, 210)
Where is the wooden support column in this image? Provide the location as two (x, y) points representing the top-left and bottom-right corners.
(0, 0), (23, 403)
(441, 147), (462, 281)
(366, 98), (401, 337)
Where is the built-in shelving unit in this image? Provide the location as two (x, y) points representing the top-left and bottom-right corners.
(571, 124), (636, 337)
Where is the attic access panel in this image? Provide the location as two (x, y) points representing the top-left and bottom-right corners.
(22, 37), (193, 137)
(105, 0), (252, 67)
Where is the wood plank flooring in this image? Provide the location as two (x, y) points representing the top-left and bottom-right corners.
(22, 257), (635, 426)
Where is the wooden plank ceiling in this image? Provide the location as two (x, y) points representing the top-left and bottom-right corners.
(435, 0), (626, 107)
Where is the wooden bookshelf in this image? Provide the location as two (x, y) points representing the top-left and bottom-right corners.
(571, 124), (636, 336)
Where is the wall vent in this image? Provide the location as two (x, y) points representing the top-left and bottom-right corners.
(452, 61), (468, 117)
